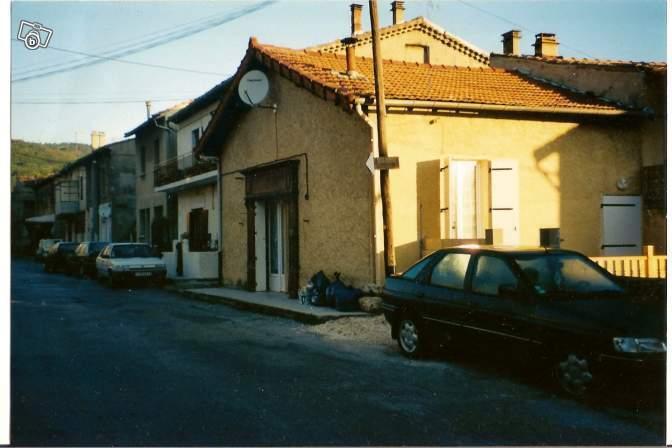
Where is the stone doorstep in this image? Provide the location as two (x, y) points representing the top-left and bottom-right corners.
(177, 287), (370, 325)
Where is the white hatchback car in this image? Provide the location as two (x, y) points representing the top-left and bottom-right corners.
(96, 243), (167, 286)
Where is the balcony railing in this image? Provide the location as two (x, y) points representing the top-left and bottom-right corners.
(154, 153), (217, 188)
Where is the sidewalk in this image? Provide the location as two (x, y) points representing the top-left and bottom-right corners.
(178, 287), (369, 324)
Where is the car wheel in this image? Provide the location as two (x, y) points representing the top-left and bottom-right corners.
(554, 353), (594, 398)
(79, 265), (85, 278)
(107, 270), (117, 288)
(398, 315), (424, 358)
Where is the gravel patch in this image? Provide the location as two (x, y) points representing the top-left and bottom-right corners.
(307, 314), (392, 346)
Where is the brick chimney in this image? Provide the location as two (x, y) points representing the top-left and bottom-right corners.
(534, 33), (559, 58)
(90, 131), (106, 150)
(341, 37), (358, 75)
(502, 30), (521, 56)
(350, 4), (363, 35)
(391, 1), (405, 25)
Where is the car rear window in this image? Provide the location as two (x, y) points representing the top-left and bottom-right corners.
(429, 253), (470, 290)
(90, 242), (110, 253)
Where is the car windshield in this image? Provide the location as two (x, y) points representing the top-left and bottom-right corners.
(514, 253), (623, 296)
(111, 244), (153, 258)
(59, 243), (79, 253)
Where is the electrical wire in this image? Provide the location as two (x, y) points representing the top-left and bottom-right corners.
(454, 0), (596, 59)
(11, 97), (193, 105)
(11, 1), (275, 83)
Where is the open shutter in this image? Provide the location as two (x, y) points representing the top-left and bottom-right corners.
(601, 195), (642, 255)
(490, 159), (520, 245)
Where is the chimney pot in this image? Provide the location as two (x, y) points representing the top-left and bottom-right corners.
(391, 1), (405, 25)
(90, 131), (106, 150)
(145, 100), (152, 119)
(501, 30), (521, 56)
(534, 32), (559, 58)
(350, 4), (363, 36)
(341, 37), (358, 75)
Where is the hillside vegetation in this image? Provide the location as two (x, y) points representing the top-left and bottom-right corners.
(11, 139), (91, 180)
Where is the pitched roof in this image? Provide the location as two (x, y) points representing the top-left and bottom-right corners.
(491, 53), (667, 73)
(170, 77), (234, 124)
(307, 17), (490, 65)
(253, 39), (629, 113)
(195, 38), (640, 158)
(124, 100), (191, 137)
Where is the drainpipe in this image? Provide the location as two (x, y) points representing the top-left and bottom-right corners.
(355, 102), (378, 286)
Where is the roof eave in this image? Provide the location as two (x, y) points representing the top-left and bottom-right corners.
(366, 98), (643, 117)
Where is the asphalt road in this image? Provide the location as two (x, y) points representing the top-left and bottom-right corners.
(11, 259), (665, 446)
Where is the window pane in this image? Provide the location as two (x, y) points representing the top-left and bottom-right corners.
(430, 253), (470, 289)
(402, 255), (435, 281)
(473, 256), (518, 296)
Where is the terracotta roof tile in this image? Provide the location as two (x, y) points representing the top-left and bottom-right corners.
(307, 17), (490, 65)
(254, 41), (627, 112)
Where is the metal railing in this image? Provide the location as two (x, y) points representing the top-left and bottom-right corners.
(154, 153), (217, 188)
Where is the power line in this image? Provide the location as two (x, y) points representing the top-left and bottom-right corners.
(11, 1), (275, 83)
(12, 97), (194, 105)
(454, 0), (596, 59)
(19, 44), (230, 77)
(12, 6), (253, 76)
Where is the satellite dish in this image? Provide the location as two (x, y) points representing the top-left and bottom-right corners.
(238, 70), (270, 106)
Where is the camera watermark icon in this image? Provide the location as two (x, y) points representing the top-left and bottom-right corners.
(17, 20), (53, 50)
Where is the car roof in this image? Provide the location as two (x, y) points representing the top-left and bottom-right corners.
(441, 245), (576, 255)
(108, 242), (150, 246)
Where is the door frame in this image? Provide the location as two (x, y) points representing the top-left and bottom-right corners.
(243, 161), (299, 298)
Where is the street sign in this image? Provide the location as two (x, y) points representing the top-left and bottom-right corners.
(366, 153), (375, 174)
(365, 154), (400, 173)
(374, 156), (400, 170)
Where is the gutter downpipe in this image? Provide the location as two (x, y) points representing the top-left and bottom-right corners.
(355, 101), (379, 286)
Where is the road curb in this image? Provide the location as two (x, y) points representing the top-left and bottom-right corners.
(174, 289), (370, 325)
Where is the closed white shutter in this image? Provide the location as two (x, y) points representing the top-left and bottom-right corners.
(254, 201), (267, 291)
(601, 195), (642, 255)
(490, 159), (520, 245)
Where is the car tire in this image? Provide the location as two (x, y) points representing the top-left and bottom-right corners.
(107, 270), (117, 288)
(397, 315), (424, 358)
(554, 353), (595, 399)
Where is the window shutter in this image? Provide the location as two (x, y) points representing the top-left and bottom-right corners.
(489, 159), (520, 245)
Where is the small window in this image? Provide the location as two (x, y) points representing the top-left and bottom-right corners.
(405, 44), (430, 64)
(191, 128), (200, 149)
(139, 146), (146, 176)
(472, 255), (518, 296)
(402, 255), (435, 281)
(430, 252), (470, 289)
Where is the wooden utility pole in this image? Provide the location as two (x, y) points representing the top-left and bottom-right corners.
(368, 0), (396, 276)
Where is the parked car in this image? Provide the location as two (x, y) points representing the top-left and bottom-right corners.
(96, 243), (167, 286)
(35, 238), (61, 261)
(68, 241), (110, 277)
(44, 242), (79, 273)
(382, 246), (665, 397)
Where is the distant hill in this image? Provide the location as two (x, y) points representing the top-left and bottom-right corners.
(11, 139), (92, 180)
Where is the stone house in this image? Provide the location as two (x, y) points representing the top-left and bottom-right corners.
(490, 30), (666, 254)
(125, 102), (189, 249)
(156, 79), (231, 280)
(193, 4), (661, 299)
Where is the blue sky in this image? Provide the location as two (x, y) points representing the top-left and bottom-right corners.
(10, 0), (667, 144)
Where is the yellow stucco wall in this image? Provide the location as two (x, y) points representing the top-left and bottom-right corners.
(218, 72), (374, 289)
(375, 112), (643, 273)
(345, 30), (487, 67)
